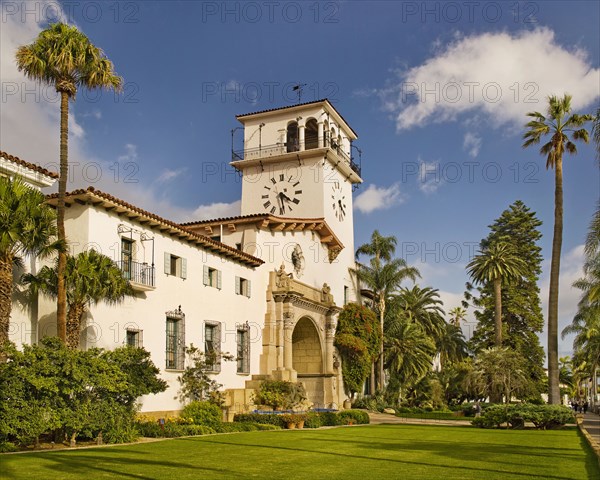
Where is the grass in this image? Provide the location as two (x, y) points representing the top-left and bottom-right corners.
(1, 424), (598, 480)
(395, 412), (469, 421)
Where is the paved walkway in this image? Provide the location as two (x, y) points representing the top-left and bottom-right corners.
(582, 412), (600, 442)
(368, 412), (472, 427)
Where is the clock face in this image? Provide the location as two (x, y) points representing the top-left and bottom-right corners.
(331, 180), (347, 221)
(261, 173), (302, 215)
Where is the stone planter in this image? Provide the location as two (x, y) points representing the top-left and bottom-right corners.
(286, 422), (297, 429)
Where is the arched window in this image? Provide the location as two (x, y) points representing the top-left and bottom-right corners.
(286, 122), (299, 153)
(305, 119), (318, 150)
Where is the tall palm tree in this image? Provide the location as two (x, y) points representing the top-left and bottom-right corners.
(0, 177), (61, 345)
(355, 230), (397, 263)
(523, 94), (592, 404)
(448, 306), (467, 327)
(25, 249), (132, 349)
(354, 257), (420, 390)
(467, 242), (527, 347)
(16, 23), (122, 343)
(355, 230), (401, 393)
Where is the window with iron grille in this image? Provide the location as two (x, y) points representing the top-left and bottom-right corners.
(126, 328), (142, 347)
(166, 312), (185, 370)
(237, 324), (250, 374)
(204, 321), (221, 373)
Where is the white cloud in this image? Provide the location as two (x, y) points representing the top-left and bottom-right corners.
(386, 28), (599, 131)
(354, 183), (406, 214)
(463, 132), (482, 158)
(154, 168), (187, 184)
(117, 144), (138, 163)
(192, 200), (241, 221)
(418, 157), (443, 194)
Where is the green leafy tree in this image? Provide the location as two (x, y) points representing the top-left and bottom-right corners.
(354, 233), (420, 392)
(436, 322), (468, 369)
(16, 23), (122, 343)
(390, 285), (446, 343)
(467, 242), (527, 347)
(334, 303), (381, 398)
(523, 94), (593, 404)
(563, 204), (600, 393)
(0, 177), (61, 345)
(468, 347), (532, 404)
(25, 249), (133, 349)
(0, 338), (165, 447)
(177, 344), (234, 405)
(468, 201), (546, 398)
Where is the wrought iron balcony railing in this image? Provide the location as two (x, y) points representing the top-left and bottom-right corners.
(232, 136), (361, 177)
(117, 260), (155, 288)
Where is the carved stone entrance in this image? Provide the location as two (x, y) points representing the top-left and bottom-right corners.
(258, 266), (344, 409)
(223, 266), (345, 418)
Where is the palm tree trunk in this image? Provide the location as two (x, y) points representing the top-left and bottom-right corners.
(66, 304), (84, 349)
(0, 256), (13, 345)
(548, 158), (563, 405)
(56, 91), (69, 343)
(379, 297), (385, 391)
(493, 278), (502, 347)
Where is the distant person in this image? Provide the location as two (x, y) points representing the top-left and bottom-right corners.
(583, 401), (588, 414)
(474, 402), (481, 417)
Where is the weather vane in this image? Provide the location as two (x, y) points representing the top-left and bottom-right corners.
(292, 83), (307, 103)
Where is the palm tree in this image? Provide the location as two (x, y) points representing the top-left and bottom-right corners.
(391, 285), (446, 342)
(436, 323), (468, 369)
(354, 257), (420, 390)
(385, 319), (436, 403)
(448, 306), (467, 327)
(25, 249), (132, 349)
(523, 94), (593, 404)
(467, 242), (527, 347)
(355, 230), (397, 263)
(0, 177), (61, 345)
(16, 23), (122, 343)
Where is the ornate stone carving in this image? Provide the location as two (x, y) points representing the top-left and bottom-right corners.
(275, 263), (293, 289)
(291, 244), (305, 278)
(283, 311), (295, 329)
(321, 283), (334, 305)
(328, 245), (342, 263)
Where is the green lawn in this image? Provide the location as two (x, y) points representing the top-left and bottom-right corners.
(1, 424), (598, 480)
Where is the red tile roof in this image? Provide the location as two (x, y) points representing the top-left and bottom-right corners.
(0, 150), (59, 179)
(46, 187), (264, 268)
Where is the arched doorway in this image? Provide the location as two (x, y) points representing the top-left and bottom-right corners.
(292, 317), (323, 373)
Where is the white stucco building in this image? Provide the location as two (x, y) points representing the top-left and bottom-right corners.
(7, 100), (364, 418)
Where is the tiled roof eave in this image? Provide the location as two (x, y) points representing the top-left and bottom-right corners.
(45, 187), (264, 268)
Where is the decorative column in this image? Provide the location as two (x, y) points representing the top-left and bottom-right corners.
(283, 309), (295, 370)
(298, 124), (305, 151)
(325, 310), (337, 374)
(317, 121), (324, 148)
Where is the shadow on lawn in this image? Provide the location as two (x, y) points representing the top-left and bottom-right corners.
(1, 447), (239, 480)
(186, 434), (583, 480)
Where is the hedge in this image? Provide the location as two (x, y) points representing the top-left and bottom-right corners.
(233, 410), (370, 428)
(472, 404), (574, 429)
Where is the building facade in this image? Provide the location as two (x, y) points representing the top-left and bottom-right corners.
(7, 100), (363, 417)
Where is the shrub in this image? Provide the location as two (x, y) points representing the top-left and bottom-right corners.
(233, 413), (285, 428)
(163, 422), (215, 437)
(135, 420), (164, 438)
(180, 401), (223, 429)
(253, 381), (307, 410)
(472, 404), (574, 429)
(0, 441), (18, 453)
(337, 410), (370, 425)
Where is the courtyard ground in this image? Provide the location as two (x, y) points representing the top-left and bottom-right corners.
(1, 424), (598, 480)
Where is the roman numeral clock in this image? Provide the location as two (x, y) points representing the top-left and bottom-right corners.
(261, 174), (302, 215)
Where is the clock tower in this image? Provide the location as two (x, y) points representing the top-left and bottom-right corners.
(231, 99), (362, 253)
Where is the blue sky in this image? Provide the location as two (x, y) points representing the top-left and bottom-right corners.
(1, 0), (599, 357)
